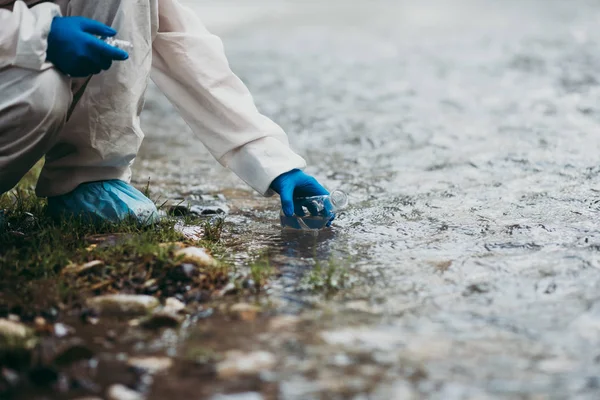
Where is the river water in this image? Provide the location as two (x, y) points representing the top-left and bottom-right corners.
(134, 0), (600, 398)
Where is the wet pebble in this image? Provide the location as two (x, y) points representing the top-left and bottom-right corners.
(217, 282), (237, 297)
(127, 356), (173, 374)
(86, 295), (160, 317)
(189, 204), (230, 215)
(174, 247), (217, 268)
(53, 323), (73, 338)
(0, 318), (32, 344)
(107, 384), (144, 400)
(216, 351), (276, 379)
(164, 297), (186, 314)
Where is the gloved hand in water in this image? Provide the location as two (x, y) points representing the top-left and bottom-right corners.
(46, 16), (129, 77)
(270, 169), (331, 219)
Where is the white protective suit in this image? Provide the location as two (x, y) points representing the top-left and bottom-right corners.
(0, 0), (306, 197)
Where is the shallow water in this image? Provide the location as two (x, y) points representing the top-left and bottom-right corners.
(134, 0), (600, 398)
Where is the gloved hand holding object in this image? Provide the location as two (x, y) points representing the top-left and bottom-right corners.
(46, 16), (129, 77)
(270, 169), (330, 217)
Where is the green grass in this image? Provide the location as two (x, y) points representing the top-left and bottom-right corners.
(249, 254), (277, 290)
(299, 257), (351, 295)
(0, 164), (229, 315)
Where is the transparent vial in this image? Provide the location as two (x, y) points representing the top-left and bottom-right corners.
(99, 36), (134, 52)
(280, 190), (348, 231)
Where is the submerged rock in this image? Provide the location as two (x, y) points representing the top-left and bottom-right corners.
(107, 384), (144, 400)
(86, 295), (159, 317)
(216, 351), (276, 379)
(174, 247), (217, 268)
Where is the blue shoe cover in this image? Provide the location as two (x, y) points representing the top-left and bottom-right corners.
(47, 180), (158, 225)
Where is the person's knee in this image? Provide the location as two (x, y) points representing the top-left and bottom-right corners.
(0, 69), (70, 194)
(27, 69), (71, 130)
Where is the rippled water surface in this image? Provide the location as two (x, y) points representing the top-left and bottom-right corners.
(135, 0), (600, 398)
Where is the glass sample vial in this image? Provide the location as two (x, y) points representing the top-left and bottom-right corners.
(99, 36), (134, 52)
(280, 190), (348, 231)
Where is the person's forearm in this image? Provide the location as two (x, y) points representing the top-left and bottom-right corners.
(150, 0), (306, 196)
(0, 1), (61, 70)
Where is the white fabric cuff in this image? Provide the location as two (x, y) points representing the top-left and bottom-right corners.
(219, 137), (307, 197)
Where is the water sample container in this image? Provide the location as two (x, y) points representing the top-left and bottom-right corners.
(280, 190), (348, 231)
(100, 36), (134, 52)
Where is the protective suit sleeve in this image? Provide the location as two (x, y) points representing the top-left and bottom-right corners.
(151, 0), (307, 196)
(0, 1), (62, 70)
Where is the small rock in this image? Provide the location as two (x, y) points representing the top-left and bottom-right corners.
(87, 295), (159, 317)
(189, 204), (229, 215)
(168, 205), (191, 216)
(63, 260), (104, 275)
(143, 279), (157, 288)
(174, 247), (217, 268)
(53, 323), (73, 338)
(216, 351), (276, 378)
(229, 303), (260, 321)
(268, 315), (300, 331)
(107, 384), (144, 400)
(164, 297), (186, 314)
(217, 282), (236, 297)
(128, 356), (173, 373)
(0, 318), (33, 345)
(34, 317), (46, 328)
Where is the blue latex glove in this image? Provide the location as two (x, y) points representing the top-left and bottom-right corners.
(270, 169), (330, 217)
(47, 180), (158, 225)
(46, 16), (129, 78)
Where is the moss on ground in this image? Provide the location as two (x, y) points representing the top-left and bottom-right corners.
(0, 163), (229, 316)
